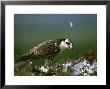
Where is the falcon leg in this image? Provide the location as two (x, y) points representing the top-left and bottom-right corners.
(44, 55), (55, 66)
(45, 59), (54, 66)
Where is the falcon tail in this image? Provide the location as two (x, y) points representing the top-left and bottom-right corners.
(15, 59), (32, 70)
(15, 53), (36, 70)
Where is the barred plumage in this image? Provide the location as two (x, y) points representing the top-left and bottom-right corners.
(15, 38), (73, 69)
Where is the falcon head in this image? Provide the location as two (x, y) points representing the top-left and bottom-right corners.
(59, 38), (73, 51)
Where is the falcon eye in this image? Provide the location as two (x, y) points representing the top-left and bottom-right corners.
(66, 42), (70, 45)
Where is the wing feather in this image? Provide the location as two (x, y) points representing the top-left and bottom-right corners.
(30, 40), (60, 57)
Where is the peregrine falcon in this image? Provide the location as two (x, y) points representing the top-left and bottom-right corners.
(15, 38), (73, 69)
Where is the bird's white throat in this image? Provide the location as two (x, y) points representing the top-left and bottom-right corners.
(59, 39), (73, 51)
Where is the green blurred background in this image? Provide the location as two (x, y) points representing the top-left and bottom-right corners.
(14, 14), (97, 65)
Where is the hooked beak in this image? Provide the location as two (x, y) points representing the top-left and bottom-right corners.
(68, 43), (73, 49)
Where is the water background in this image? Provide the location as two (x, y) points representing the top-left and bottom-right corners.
(14, 14), (97, 65)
